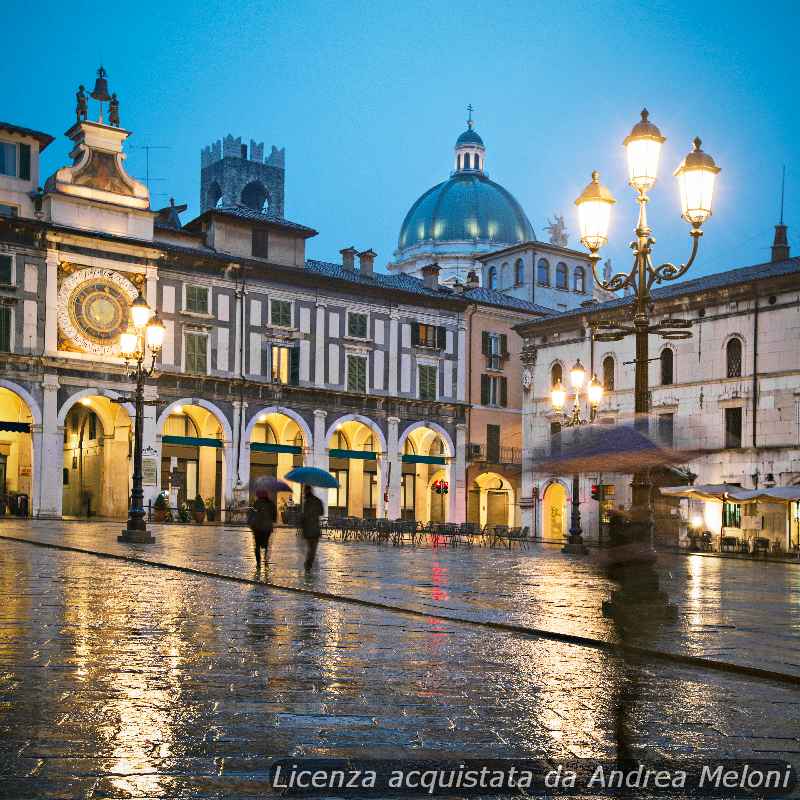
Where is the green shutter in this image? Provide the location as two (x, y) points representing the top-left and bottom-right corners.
(500, 377), (508, 407)
(289, 347), (300, 385)
(0, 255), (11, 284)
(0, 307), (10, 352)
(18, 144), (31, 181)
(480, 374), (489, 405)
(481, 331), (489, 355)
(500, 333), (508, 356)
(436, 326), (446, 350)
(411, 323), (420, 346)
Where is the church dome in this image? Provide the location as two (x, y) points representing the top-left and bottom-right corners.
(396, 114), (534, 256)
(398, 173), (534, 251)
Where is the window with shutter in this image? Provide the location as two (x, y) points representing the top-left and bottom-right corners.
(0, 307), (10, 352)
(0, 255), (12, 285)
(486, 424), (500, 462)
(185, 285), (209, 313)
(252, 228), (269, 258)
(500, 377), (508, 407)
(481, 331), (489, 355)
(289, 347), (300, 386)
(418, 365), (437, 400)
(416, 323), (437, 348)
(480, 374), (489, 405)
(499, 333), (508, 356)
(347, 355), (367, 393)
(271, 345), (290, 383)
(347, 312), (368, 339)
(185, 332), (207, 374)
(0, 142), (16, 177)
(18, 144), (31, 181)
(271, 299), (292, 328)
(436, 326), (446, 350)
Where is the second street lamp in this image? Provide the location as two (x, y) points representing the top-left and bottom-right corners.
(118, 292), (165, 544)
(550, 359), (603, 554)
(573, 108), (720, 617)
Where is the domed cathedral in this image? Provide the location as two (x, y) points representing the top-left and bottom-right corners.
(390, 109), (535, 286)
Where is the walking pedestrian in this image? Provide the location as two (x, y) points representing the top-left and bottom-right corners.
(248, 491), (277, 568)
(301, 485), (324, 571)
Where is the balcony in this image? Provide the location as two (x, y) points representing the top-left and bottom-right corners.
(467, 443), (522, 466)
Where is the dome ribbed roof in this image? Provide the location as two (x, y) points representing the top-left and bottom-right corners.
(397, 172), (534, 252)
(456, 127), (484, 147)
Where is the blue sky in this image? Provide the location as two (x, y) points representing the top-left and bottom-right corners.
(6, 0), (798, 277)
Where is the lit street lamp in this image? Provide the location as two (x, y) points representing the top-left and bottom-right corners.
(550, 359), (603, 554)
(118, 292), (165, 543)
(573, 108), (720, 616)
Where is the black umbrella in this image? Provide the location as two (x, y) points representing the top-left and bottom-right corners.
(531, 423), (696, 476)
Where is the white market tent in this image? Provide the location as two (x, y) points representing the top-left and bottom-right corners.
(660, 485), (800, 505)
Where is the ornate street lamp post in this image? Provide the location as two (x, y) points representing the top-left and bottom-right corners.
(572, 109), (720, 617)
(550, 360), (603, 554)
(118, 292), (165, 544)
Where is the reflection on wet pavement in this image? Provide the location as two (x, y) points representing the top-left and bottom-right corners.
(2, 520), (799, 677)
(0, 531), (799, 798)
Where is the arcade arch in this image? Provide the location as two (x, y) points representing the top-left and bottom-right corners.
(248, 409), (308, 505)
(398, 424), (454, 524)
(62, 395), (132, 518)
(326, 417), (384, 518)
(469, 472), (516, 528)
(0, 386), (35, 517)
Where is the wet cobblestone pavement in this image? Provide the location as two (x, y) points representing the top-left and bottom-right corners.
(0, 523), (799, 798)
(1, 520), (799, 677)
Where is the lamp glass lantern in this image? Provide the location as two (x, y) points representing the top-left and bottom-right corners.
(623, 108), (665, 193)
(551, 380), (566, 412)
(587, 374), (603, 407)
(145, 315), (166, 352)
(569, 359), (586, 390)
(130, 292), (154, 329)
(674, 137), (720, 226)
(575, 171), (615, 252)
(119, 328), (138, 358)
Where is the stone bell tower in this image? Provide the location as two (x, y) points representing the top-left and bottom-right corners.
(200, 134), (285, 216)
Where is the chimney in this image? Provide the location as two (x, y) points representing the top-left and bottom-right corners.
(771, 224), (790, 262)
(465, 269), (480, 290)
(421, 263), (440, 290)
(358, 248), (376, 276)
(340, 246), (358, 271)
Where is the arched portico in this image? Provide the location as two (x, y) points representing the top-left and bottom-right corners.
(470, 471), (516, 528)
(325, 415), (385, 518)
(246, 407), (310, 506)
(542, 479), (569, 540)
(157, 399), (233, 515)
(60, 392), (133, 519)
(397, 424), (454, 523)
(0, 384), (37, 518)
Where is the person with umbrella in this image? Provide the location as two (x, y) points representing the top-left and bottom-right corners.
(284, 467), (338, 572)
(249, 476), (286, 568)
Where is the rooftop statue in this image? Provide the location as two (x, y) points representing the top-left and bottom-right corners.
(544, 214), (568, 247)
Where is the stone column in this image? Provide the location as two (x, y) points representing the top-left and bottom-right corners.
(386, 416), (401, 520)
(231, 400), (249, 507)
(447, 423), (467, 524)
(38, 373), (62, 518)
(44, 249), (59, 356)
(312, 409), (329, 515)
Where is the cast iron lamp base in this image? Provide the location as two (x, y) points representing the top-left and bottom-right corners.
(562, 537), (589, 555)
(118, 528), (155, 544)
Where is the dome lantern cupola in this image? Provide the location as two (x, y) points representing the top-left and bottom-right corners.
(454, 104), (485, 174)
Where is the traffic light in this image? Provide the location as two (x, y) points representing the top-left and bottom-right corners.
(591, 484), (600, 501)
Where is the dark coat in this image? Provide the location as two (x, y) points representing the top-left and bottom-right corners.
(250, 496), (277, 534)
(301, 494), (324, 539)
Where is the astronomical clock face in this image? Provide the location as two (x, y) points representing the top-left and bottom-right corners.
(57, 267), (140, 356)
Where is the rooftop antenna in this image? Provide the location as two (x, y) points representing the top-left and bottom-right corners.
(780, 164), (786, 225)
(127, 142), (170, 198)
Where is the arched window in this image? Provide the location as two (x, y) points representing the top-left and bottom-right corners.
(487, 266), (497, 290)
(726, 337), (742, 378)
(514, 258), (524, 286)
(556, 262), (568, 290)
(574, 266), (585, 293)
(603, 356), (615, 391)
(551, 362), (563, 387)
(500, 262), (509, 288)
(537, 258), (550, 286)
(660, 348), (674, 385)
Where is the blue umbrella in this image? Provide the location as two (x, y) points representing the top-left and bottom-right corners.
(284, 466), (339, 488)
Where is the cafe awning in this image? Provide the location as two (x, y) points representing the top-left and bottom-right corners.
(660, 485), (800, 505)
(660, 484), (743, 502)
